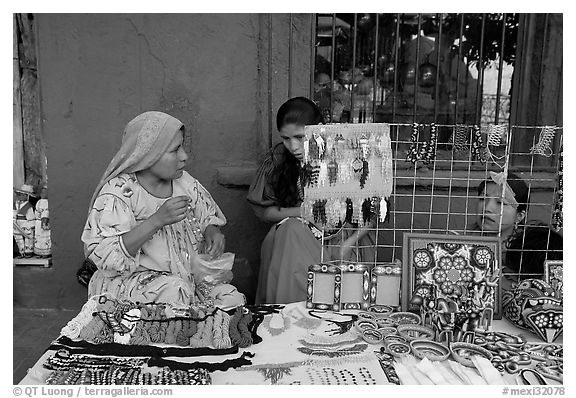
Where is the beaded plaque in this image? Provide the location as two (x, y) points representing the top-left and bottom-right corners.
(544, 260), (563, 299)
(306, 263), (342, 311)
(369, 261), (402, 311)
(339, 263), (371, 310)
(402, 233), (502, 319)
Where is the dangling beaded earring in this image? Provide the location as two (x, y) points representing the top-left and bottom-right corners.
(406, 122), (420, 163)
(360, 159), (369, 189)
(552, 150), (563, 232)
(362, 198), (372, 225)
(301, 162), (314, 188)
(345, 198), (354, 224)
(506, 219), (522, 248)
(454, 124), (468, 152)
(310, 160), (321, 186)
(423, 123), (438, 164)
(471, 125), (487, 164)
(327, 159), (339, 186)
(318, 161), (328, 187)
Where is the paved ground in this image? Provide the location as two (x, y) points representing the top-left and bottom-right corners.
(13, 308), (77, 384)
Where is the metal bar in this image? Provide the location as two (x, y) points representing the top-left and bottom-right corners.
(351, 13), (357, 122)
(434, 13), (443, 123)
(412, 14), (422, 122)
(309, 13), (316, 99)
(536, 13), (549, 124)
(510, 14), (528, 131)
(495, 13), (506, 124)
(475, 13), (486, 125)
(454, 14), (464, 123)
(330, 14), (336, 123)
(288, 13), (293, 98)
(373, 13), (379, 122)
(268, 14), (273, 149)
(392, 14), (401, 122)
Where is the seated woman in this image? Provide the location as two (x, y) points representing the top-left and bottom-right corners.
(247, 97), (376, 304)
(473, 171), (562, 288)
(82, 111), (243, 308)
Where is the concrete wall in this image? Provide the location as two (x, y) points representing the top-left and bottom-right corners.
(14, 14), (312, 309)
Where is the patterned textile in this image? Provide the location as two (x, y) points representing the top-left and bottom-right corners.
(83, 172), (227, 307)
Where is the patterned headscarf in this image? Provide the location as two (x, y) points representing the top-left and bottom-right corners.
(488, 171), (519, 208)
(89, 111), (184, 210)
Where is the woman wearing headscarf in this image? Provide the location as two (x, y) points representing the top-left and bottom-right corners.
(473, 171), (562, 288)
(82, 111), (243, 307)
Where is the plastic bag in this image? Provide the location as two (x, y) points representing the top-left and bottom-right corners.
(192, 252), (235, 285)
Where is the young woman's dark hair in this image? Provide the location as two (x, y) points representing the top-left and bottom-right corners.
(270, 97), (324, 207)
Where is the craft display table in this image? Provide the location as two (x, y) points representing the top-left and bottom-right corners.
(18, 301), (562, 385)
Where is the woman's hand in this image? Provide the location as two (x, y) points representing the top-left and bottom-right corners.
(204, 225), (225, 258)
(151, 196), (191, 228)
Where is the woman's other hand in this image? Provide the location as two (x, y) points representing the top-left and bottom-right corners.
(151, 196), (191, 227)
(204, 225), (226, 258)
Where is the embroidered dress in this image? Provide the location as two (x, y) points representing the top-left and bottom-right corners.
(83, 171), (226, 307)
(247, 153), (376, 305)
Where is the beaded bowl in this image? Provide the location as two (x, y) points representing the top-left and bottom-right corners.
(384, 334), (408, 346)
(361, 328), (384, 345)
(377, 326), (398, 336)
(385, 341), (411, 358)
(358, 311), (377, 321)
(410, 339), (451, 362)
(355, 319), (378, 334)
(389, 312), (421, 326)
(450, 342), (493, 367)
(396, 324), (435, 342)
(374, 316), (397, 328)
(369, 305), (395, 315)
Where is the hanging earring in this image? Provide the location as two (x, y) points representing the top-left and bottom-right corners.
(406, 122), (420, 163)
(314, 131), (326, 159)
(325, 134), (335, 159)
(530, 126), (556, 157)
(362, 198), (372, 225)
(310, 160), (321, 186)
(471, 125), (486, 164)
(454, 124), (468, 152)
(302, 161), (314, 187)
(552, 150), (563, 231)
(309, 135), (319, 160)
(359, 134), (370, 159)
(345, 198), (354, 224)
(318, 161), (328, 187)
(360, 159), (369, 189)
(327, 159), (338, 186)
(352, 156), (364, 181)
(506, 220), (521, 248)
(423, 123), (438, 164)
(303, 135), (310, 163)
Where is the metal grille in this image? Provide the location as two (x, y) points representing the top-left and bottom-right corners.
(263, 13), (562, 283)
(302, 13), (563, 283)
